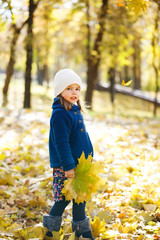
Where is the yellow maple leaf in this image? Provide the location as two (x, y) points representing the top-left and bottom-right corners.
(68, 232), (76, 240)
(44, 228), (64, 240)
(13, 223), (46, 239)
(6, 222), (23, 232)
(122, 79), (132, 87)
(117, 0), (125, 7)
(0, 224), (6, 233)
(61, 219), (72, 234)
(0, 216), (11, 228)
(137, 234), (145, 240)
(0, 153), (6, 161)
(26, 210), (37, 219)
(142, 203), (157, 212)
(29, 196), (47, 207)
(98, 210), (115, 223)
(102, 230), (118, 239)
(62, 152), (104, 204)
(0, 169), (15, 186)
(44, 229), (64, 240)
(118, 222), (137, 233)
(126, 0), (150, 14)
(91, 216), (106, 238)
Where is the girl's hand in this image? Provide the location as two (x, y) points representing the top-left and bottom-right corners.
(65, 169), (75, 178)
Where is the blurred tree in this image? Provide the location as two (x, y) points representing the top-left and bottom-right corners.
(132, 28), (142, 89)
(24, 0), (35, 108)
(151, 0), (160, 116)
(24, 0), (63, 108)
(34, 1), (55, 87)
(123, 0), (150, 14)
(0, 0), (154, 110)
(86, 0), (91, 101)
(96, 2), (139, 105)
(85, 0), (150, 107)
(108, 66), (115, 106)
(85, 0), (109, 107)
(3, 25), (24, 98)
(36, 47), (44, 85)
(1, 0), (39, 106)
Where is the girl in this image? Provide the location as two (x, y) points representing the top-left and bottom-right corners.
(43, 69), (94, 239)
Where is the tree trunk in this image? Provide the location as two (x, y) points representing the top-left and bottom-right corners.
(108, 67), (116, 104)
(85, 0), (91, 107)
(123, 64), (132, 83)
(43, 3), (50, 88)
(151, 3), (160, 116)
(24, 0), (34, 108)
(36, 49), (44, 85)
(2, 2), (39, 107)
(37, 67), (44, 85)
(44, 64), (49, 87)
(3, 28), (17, 94)
(132, 35), (141, 89)
(85, 0), (109, 107)
(86, 60), (98, 107)
(2, 26), (21, 106)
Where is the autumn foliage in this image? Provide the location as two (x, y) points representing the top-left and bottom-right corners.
(117, 0), (150, 14)
(0, 108), (160, 239)
(62, 152), (104, 204)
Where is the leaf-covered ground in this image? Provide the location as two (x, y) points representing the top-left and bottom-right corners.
(0, 107), (160, 240)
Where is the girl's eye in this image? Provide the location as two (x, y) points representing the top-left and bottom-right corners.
(67, 88), (71, 90)
(76, 88), (80, 91)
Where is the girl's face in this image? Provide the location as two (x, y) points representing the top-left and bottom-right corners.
(61, 83), (81, 104)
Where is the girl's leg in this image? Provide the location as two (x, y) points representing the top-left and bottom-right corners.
(49, 197), (70, 216)
(43, 168), (69, 235)
(72, 200), (94, 240)
(72, 200), (86, 221)
(43, 197), (70, 236)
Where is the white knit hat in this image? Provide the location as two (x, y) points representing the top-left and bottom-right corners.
(54, 68), (82, 97)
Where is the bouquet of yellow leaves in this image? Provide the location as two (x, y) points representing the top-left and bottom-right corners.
(62, 152), (104, 204)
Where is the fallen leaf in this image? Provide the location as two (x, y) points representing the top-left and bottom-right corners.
(68, 232), (76, 240)
(98, 210), (115, 223)
(142, 204), (157, 212)
(13, 223), (46, 239)
(91, 216), (106, 238)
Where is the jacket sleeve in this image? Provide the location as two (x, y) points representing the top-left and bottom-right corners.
(51, 109), (76, 171)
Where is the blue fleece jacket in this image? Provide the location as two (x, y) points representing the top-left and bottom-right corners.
(49, 98), (93, 171)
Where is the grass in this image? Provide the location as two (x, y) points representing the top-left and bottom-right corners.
(0, 76), (160, 119)
(92, 91), (160, 119)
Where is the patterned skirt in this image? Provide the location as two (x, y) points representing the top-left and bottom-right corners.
(53, 167), (67, 201)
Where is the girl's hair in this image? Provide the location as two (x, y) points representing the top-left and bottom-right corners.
(57, 94), (83, 111)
